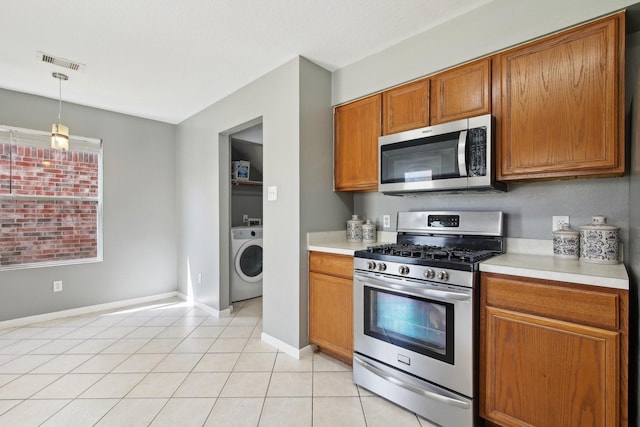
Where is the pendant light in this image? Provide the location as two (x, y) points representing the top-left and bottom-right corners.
(51, 72), (69, 151)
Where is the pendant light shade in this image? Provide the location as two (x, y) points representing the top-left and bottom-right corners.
(51, 123), (69, 150)
(51, 72), (69, 151)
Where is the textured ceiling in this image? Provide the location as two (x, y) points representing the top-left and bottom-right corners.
(0, 0), (491, 124)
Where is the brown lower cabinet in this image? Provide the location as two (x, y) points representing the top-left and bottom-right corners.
(308, 251), (353, 364)
(480, 273), (628, 427)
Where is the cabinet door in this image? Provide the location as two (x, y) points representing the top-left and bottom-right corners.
(309, 272), (353, 363)
(334, 94), (381, 191)
(431, 59), (490, 125)
(482, 306), (619, 427)
(382, 78), (429, 135)
(497, 14), (624, 181)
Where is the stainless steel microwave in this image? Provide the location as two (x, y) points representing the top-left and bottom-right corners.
(378, 114), (505, 194)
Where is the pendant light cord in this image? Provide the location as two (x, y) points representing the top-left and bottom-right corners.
(57, 75), (62, 124)
(52, 72), (68, 126)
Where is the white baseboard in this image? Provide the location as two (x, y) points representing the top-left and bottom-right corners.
(174, 292), (233, 317)
(0, 292), (180, 329)
(261, 332), (315, 359)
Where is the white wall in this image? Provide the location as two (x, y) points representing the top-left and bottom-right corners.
(176, 57), (350, 350)
(333, 0), (637, 106)
(0, 88), (177, 321)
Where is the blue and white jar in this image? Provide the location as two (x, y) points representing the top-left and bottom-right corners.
(579, 216), (619, 264)
(362, 220), (377, 244)
(346, 215), (364, 243)
(553, 223), (579, 259)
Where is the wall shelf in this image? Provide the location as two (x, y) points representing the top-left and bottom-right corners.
(231, 179), (262, 186)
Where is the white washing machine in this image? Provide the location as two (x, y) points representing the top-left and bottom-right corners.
(230, 226), (263, 302)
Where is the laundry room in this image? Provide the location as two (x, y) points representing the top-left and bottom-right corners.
(230, 123), (263, 227)
(229, 123), (264, 303)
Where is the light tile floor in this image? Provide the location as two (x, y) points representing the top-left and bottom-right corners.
(0, 297), (436, 426)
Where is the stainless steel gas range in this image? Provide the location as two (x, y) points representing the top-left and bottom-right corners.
(353, 211), (504, 427)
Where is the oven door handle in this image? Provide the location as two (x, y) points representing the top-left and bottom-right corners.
(353, 354), (471, 409)
(358, 275), (471, 302)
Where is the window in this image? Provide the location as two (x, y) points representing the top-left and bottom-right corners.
(0, 126), (102, 269)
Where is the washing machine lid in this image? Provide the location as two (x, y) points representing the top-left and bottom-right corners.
(235, 239), (263, 282)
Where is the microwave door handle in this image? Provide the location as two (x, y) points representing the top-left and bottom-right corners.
(457, 130), (468, 177)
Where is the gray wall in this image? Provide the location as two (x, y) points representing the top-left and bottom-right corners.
(299, 58), (354, 345)
(355, 178), (629, 244)
(176, 57), (350, 350)
(0, 88), (177, 321)
(626, 28), (640, 427)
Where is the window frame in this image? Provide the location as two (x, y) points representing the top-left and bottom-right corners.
(0, 125), (103, 271)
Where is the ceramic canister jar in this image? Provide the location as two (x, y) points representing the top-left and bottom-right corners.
(362, 219), (377, 244)
(346, 215), (364, 243)
(579, 215), (620, 264)
(552, 223), (579, 259)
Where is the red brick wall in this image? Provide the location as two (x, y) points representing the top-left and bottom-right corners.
(0, 143), (100, 267)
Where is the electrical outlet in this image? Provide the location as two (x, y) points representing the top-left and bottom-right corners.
(53, 280), (63, 292)
(242, 215), (249, 223)
(552, 216), (569, 231)
(383, 215), (391, 229)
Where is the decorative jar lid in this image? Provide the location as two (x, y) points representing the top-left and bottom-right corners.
(553, 222), (578, 236)
(579, 215), (618, 231)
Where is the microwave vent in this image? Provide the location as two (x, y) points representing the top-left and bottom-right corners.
(37, 51), (85, 72)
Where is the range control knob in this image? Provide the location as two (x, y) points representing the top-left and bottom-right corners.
(424, 268), (435, 279)
(437, 271), (449, 281)
(398, 265), (410, 275)
(367, 261), (376, 270)
(377, 263), (387, 272)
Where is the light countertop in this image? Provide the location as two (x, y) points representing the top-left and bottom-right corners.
(480, 238), (628, 290)
(306, 233), (629, 290)
(307, 230), (396, 256)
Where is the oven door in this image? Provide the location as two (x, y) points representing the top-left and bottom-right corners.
(353, 271), (476, 398)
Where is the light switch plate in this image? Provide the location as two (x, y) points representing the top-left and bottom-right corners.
(267, 186), (277, 201)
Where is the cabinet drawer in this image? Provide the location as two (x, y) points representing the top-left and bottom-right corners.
(309, 252), (354, 279)
(482, 273), (619, 330)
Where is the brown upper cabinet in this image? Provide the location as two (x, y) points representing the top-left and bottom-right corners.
(496, 13), (625, 181)
(382, 78), (430, 135)
(381, 58), (491, 134)
(334, 94), (381, 192)
(431, 59), (491, 125)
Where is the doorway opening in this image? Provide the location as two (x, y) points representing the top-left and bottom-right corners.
(229, 122), (263, 308)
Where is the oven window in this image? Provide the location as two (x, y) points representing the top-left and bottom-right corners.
(364, 286), (454, 364)
(380, 131), (461, 184)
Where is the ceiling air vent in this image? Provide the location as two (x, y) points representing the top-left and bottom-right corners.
(37, 51), (85, 71)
